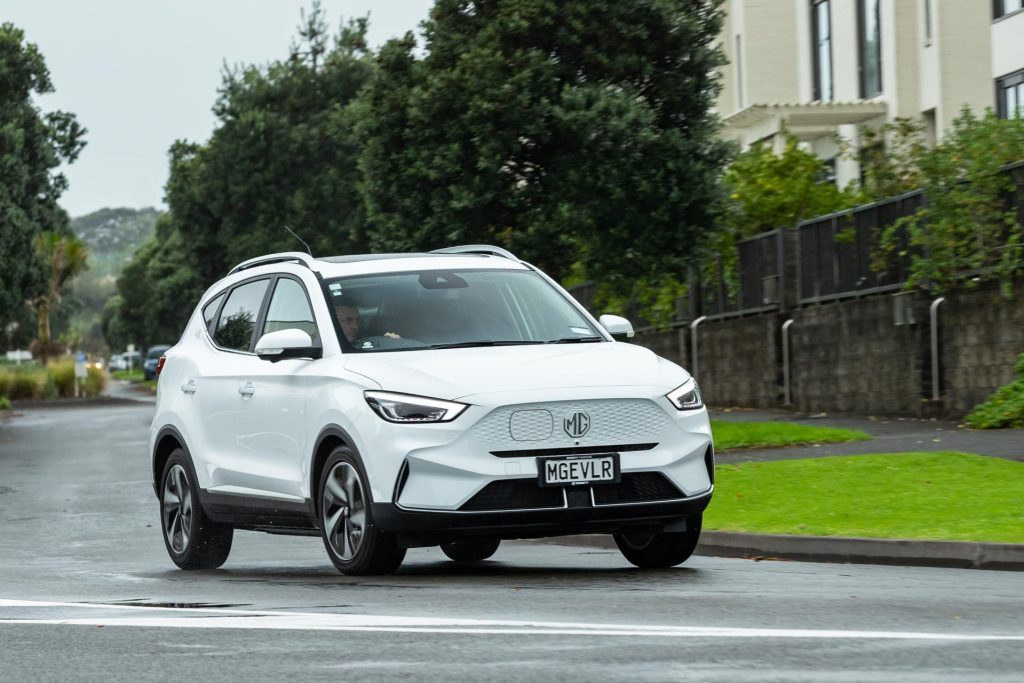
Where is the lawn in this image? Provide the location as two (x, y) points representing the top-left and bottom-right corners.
(111, 369), (145, 381)
(711, 420), (870, 451)
(704, 452), (1024, 543)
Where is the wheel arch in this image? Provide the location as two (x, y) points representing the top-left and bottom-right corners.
(152, 426), (193, 496)
(310, 424), (361, 518)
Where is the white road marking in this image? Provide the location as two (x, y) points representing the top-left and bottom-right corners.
(1, 599), (1021, 641)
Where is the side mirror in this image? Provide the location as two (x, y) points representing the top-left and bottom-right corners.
(598, 314), (634, 340)
(255, 329), (322, 362)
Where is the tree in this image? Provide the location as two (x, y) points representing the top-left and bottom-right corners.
(705, 134), (865, 298)
(106, 214), (204, 351)
(360, 0), (732, 288)
(0, 23), (86, 337)
(164, 5), (375, 285)
(30, 232), (89, 359)
(878, 108), (1024, 295)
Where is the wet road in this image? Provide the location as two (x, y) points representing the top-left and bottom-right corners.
(1, 402), (1022, 681)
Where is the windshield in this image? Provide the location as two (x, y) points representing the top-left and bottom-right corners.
(323, 269), (603, 352)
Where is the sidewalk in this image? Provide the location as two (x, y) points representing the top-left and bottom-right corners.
(711, 407), (1024, 462)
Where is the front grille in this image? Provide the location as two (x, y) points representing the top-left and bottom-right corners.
(460, 479), (565, 511)
(592, 473), (682, 505)
(490, 443), (657, 458)
(471, 399), (670, 450)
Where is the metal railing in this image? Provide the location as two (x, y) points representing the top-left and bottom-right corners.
(796, 191), (922, 305)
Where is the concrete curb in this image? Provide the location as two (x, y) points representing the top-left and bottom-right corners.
(542, 531), (1024, 571)
(11, 396), (147, 410)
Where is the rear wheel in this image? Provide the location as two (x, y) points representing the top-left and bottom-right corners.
(319, 447), (406, 575)
(440, 538), (500, 563)
(160, 449), (233, 569)
(614, 515), (702, 569)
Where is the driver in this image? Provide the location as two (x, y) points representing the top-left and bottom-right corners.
(334, 297), (361, 345)
(332, 295), (400, 346)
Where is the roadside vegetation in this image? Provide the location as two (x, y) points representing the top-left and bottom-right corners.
(0, 361), (106, 400)
(711, 420), (869, 451)
(705, 452), (1024, 543)
(966, 353), (1024, 429)
(111, 369), (144, 382)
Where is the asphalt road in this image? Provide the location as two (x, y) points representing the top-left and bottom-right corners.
(1, 400), (1022, 682)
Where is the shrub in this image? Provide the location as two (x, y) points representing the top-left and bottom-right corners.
(45, 359), (106, 398)
(965, 353), (1024, 429)
(0, 396), (10, 410)
(48, 359), (76, 398)
(84, 366), (106, 398)
(0, 367), (45, 400)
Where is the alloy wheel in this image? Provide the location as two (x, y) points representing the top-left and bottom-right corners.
(162, 464), (193, 554)
(322, 462), (367, 561)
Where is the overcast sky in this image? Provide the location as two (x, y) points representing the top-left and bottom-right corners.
(4, 0), (434, 218)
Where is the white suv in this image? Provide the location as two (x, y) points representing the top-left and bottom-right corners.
(150, 246), (714, 575)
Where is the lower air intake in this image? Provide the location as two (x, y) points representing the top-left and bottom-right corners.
(592, 473), (682, 505)
(460, 479), (564, 511)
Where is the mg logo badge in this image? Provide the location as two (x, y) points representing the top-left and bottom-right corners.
(563, 411), (591, 438)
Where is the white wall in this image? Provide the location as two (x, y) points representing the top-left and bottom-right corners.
(992, 11), (1024, 80)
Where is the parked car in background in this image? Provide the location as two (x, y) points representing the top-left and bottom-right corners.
(143, 346), (171, 380)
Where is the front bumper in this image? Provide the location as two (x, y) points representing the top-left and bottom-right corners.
(372, 488), (713, 546)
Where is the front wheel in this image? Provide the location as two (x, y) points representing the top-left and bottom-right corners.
(160, 449), (233, 569)
(613, 515), (702, 569)
(319, 447), (406, 575)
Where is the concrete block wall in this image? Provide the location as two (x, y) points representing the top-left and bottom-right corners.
(942, 286), (1024, 415)
(789, 297), (925, 415)
(621, 283), (1024, 418)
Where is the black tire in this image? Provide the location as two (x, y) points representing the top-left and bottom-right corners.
(440, 538), (500, 563)
(160, 449), (233, 570)
(613, 515), (702, 569)
(318, 446), (406, 576)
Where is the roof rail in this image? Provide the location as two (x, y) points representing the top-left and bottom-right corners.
(429, 244), (520, 261)
(228, 252), (319, 275)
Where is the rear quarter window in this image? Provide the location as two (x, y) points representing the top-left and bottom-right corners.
(202, 292), (226, 334)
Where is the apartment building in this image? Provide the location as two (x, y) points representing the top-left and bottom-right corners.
(717, 0), (1024, 186)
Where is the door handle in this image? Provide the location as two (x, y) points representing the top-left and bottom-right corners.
(180, 380), (198, 395)
(238, 382), (255, 398)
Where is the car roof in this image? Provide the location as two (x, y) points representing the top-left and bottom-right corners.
(226, 247), (532, 281)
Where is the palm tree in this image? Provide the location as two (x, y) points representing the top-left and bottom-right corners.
(31, 232), (89, 357)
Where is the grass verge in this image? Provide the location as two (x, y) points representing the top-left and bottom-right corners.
(704, 452), (1024, 543)
(711, 420), (870, 451)
(112, 369), (145, 381)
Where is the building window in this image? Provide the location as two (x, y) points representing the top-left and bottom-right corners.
(858, 0), (882, 98)
(923, 0), (932, 41)
(993, 1), (1024, 20)
(997, 69), (1024, 119)
(811, 0), (833, 101)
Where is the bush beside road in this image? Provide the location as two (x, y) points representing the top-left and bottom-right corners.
(0, 360), (106, 400)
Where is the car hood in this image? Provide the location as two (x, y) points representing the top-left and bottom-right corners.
(342, 342), (687, 400)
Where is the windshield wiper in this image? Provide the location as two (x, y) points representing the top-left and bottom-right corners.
(545, 336), (603, 344)
(428, 340), (546, 349)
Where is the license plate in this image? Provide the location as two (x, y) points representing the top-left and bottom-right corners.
(538, 454), (620, 487)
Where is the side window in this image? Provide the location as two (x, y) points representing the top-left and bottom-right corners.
(202, 292), (225, 334)
(213, 279), (270, 351)
(262, 278), (319, 345)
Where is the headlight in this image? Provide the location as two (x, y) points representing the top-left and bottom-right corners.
(666, 378), (703, 410)
(364, 391), (468, 423)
